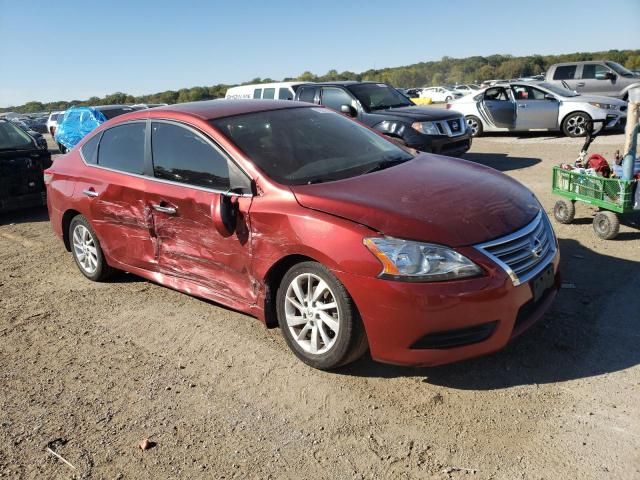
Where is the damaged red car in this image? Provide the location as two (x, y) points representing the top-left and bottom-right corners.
(45, 100), (560, 370)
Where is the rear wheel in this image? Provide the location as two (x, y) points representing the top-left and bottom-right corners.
(562, 112), (591, 137)
(276, 261), (368, 370)
(553, 199), (576, 224)
(465, 115), (483, 137)
(69, 215), (114, 281)
(593, 211), (620, 240)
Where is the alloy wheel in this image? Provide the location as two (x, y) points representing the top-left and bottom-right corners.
(72, 224), (99, 275)
(284, 273), (340, 355)
(466, 117), (479, 136)
(566, 114), (588, 136)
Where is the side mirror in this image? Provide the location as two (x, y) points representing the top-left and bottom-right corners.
(212, 193), (238, 237)
(340, 104), (357, 117)
(596, 71), (616, 81)
(544, 93), (557, 101)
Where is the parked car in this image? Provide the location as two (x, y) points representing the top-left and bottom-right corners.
(449, 81), (627, 138)
(55, 105), (137, 152)
(0, 119), (52, 213)
(295, 81), (471, 156)
(545, 61), (640, 100)
(225, 82), (308, 101)
(11, 120), (48, 150)
(45, 100), (559, 369)
(452, 84), (481, 96)
(419, 86), (463, 102)
(46, 111), (65, 137)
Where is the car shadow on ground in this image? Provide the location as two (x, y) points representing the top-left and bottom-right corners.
(0, 206), (49, 226)
(463, 152), (541, 171)
(340, 237), (640, 389)
(480, 129), (624, 140)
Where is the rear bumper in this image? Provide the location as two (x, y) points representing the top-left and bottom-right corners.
(0, 191), (46, 213)
(336, 250), (560, 366)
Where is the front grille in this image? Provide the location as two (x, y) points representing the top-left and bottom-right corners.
(410, 321), (497, 349)
(434, 117), (466, 137)
(474, 211), (557, 286)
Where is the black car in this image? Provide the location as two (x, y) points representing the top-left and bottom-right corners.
(0, 119), (52, 213)
(294, 81), (471, 157)
(11, 119), (48, 150)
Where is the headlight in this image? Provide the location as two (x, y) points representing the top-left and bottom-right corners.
(379, 121), (405, 135)
(588, 102), (617, 110)
(411, 121), (440, 135)
(363, 237), (482, 282)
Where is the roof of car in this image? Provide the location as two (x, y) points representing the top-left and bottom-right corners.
(300, 81), (379, 87)
(149, 99), (312, 120)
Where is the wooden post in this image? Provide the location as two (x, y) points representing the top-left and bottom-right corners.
(624, 87), (640, 156)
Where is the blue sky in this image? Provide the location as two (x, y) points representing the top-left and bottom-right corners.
(1, 0), (639, 107)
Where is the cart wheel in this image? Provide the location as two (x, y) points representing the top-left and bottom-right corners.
(553, 200), (576, 224)
(593, 211), (620, 240)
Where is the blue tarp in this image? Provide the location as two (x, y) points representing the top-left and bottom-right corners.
(54, 107), (107, 150)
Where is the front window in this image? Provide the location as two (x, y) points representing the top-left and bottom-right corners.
(347, 83), (413, 111)
(0, 121), (34, 150)
(211, 107), (413, 185)
(581, 64), (609, 79)
(605, 61), (635, 78)
(538, 82), (579, 97)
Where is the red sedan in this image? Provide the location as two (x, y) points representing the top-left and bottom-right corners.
(45, 100), (560, 369)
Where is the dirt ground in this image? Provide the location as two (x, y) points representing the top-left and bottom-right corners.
(1, 132), (639, 480)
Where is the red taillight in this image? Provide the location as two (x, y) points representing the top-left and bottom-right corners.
(43, 172), (53, 184)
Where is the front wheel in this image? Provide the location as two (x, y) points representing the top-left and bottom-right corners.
(276, 262), (368, 370)
(593, 211), (620, 240)
(562, 112), (592, 137)
(553, 199), (576, 224)
(465, 115), (483, 137)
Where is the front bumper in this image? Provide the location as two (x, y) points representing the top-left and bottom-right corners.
(336, 248), (560, 366)
(406, 131), (472, 157)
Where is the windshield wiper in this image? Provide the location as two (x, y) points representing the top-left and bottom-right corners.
(360, 156), (410, 175)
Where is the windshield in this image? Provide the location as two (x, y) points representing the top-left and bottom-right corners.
(347, 83), (414, 111)
(605, 61), (635, 78)
(211, 107), (413, 185)
(538, 82), (579, 97)
(0, 121), (34, 150)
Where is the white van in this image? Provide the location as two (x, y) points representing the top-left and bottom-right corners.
(225, 82), (308, 101)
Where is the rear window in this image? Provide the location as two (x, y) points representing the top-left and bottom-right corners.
(0, 121), (34, 150)
(297, 87), (316, 103)
(80, 133), (101, 164)
(253, 88), (262, 99)
(553, 65), (577, 80)
(262, 88), (275, 100)
(278, 87), (293, 100)
(97, 123), (145, 174)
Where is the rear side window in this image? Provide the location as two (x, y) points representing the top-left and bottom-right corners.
(80, 133), (100, 164)
(553, 65), (577, 80)
(97, 123), (145, 174)
(151, 122), (230, 190)
(253, 88), (262, 99)
(278, 87), (293, 100)
(297, 86), (316, 103)
(263, 88), (275, 99)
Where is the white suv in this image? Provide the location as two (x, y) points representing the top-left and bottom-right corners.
(419, 86), (463, 103)
(46, 111), (65, 137)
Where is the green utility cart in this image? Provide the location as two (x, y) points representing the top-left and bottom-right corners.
(552, 166), (637, 240)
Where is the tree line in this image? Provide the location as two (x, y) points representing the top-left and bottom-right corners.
(4, 49), (639, 114)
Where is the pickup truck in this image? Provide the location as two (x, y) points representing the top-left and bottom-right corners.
(545, 61), (640, 100)
(294, 81), (471, 157)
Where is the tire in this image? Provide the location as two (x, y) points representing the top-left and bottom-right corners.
(69, 215), (114, 281)
(57, 143), (67, 154)
(276, 261), (368, 370)
(553, 199), (576, 224)
(562, 112), (592, 138)
(445, 96), (452, 102)
(465, 115), (483, 137)
(593, 211), (620, 240)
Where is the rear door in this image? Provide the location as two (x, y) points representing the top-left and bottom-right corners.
(578, 63), (618, 96)
(551, 64), (579, 91)
(479, 87), (515, 128)
(80, 121), (158, 271)
(145, 121), (255, 305)
(512, 85), (559, 129)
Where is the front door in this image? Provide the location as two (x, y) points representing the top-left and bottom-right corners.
(512, 85), (559, 130)
(577, 63), (618, 96)
(479, 87), (515, 128)
(145, 121), (255, 306)
(82, 121), (158, 272)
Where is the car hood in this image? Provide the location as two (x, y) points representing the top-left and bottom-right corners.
(290, 154), (540, 247)
(369, 105), (462, 121)
(562, 94), (627, 106)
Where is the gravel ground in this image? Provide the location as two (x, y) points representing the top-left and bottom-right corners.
(0, 132), (639, 480)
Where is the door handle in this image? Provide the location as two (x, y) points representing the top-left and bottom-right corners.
(577, 82), (585, 87)
(82, 189), (98, 198)
(152, 204), (177, 215)
(517, 104), (527, 108)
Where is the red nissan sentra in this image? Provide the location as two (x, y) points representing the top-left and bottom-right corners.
(45, 100), (560, 370)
